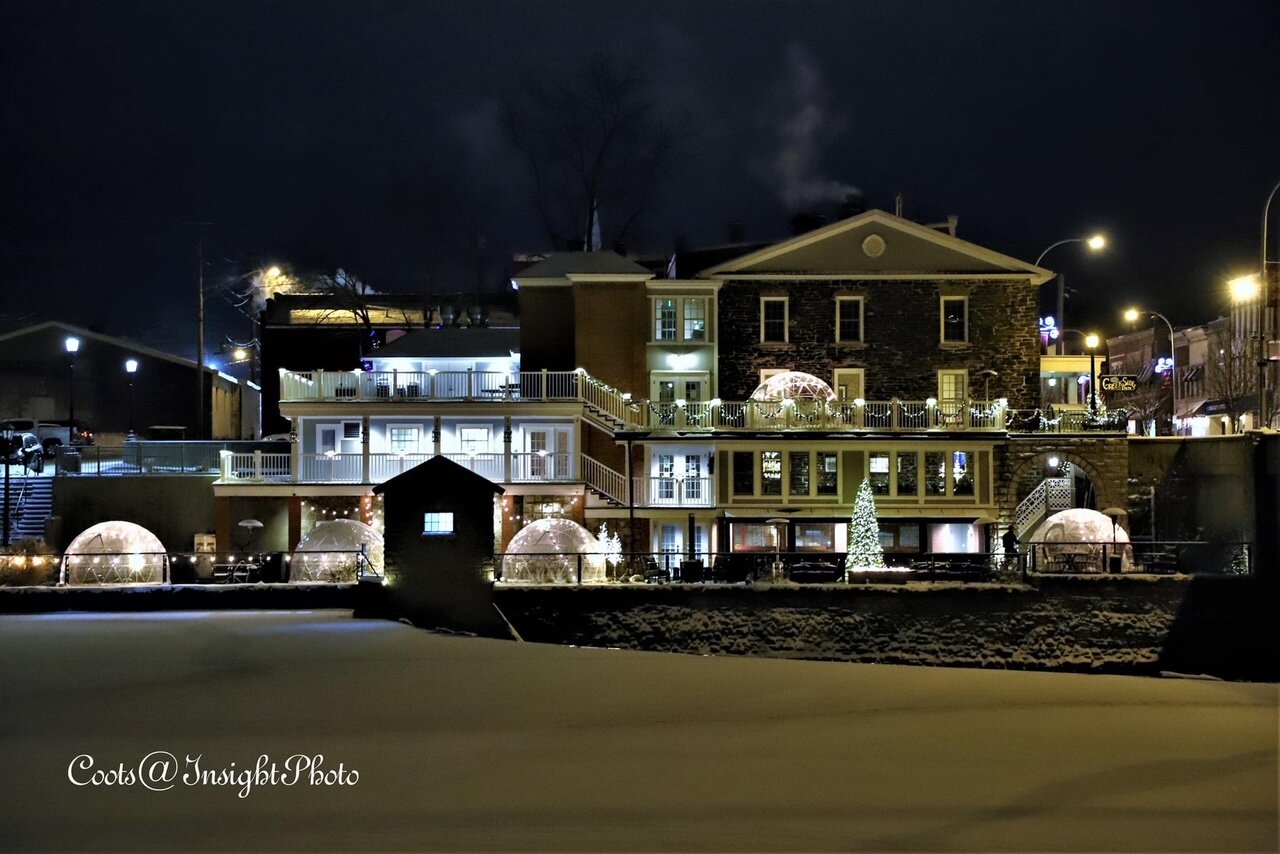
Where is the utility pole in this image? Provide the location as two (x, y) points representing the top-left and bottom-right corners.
(196, 237), (205, 441)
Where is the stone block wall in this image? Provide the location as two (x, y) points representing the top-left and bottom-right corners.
(716, 278), (1041, 408)
(998, 436), (1131, 518)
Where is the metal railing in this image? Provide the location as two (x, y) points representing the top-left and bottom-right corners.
(218, 450), (582, 484)
(494, 550), (1011, 585)
(1024, 540), (1252, 575)
(0, 549), (379, 587)
(631, 399), (1011, 432)
(55, 442), (284, 476)
(280, 369), (588, 403)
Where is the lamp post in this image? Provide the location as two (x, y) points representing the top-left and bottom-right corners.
(65, 336), (80, 441)
(1229, 274), (1266, 427)
(125, 358), (139, 440)
(1085, 333), (1100, 416)
(1124, 308), (1178, 434)
(1035, 234), (1107, 354)
(1260, 179), (1280, 426)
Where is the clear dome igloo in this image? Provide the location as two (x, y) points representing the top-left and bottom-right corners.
(502, 518), (606, 583)
(62, 521), (167, 585)
(749, 371), (837, 402)
(1029, 508), (1133, 572)
(291, 519), (384, 583)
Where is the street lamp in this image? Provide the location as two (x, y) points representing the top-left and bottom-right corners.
(1124, 308), (1178, 434)
(65, 336), (80, 441)
(1085, 333), (1100, 416)
(125, 358), (139, 440)
(1035, 234), (1108, 353)
(1229, 274), (1268, 427)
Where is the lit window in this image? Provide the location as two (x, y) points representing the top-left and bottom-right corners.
(458, 426), (490, 455)
(761, 297), (788, 343)
(389, 426), (420, 453)
(941, 297), (968, 343)
(925, 451), (946, 495)
(869, 452), (890, 495)
(683, 299), (707, 341)
(760, 451), (783, 495)
(952, 451), (974, 495)
(422, 512), (454, 536)
(816, 452), (838, 495)
(836, 297), (863, 343)
(655, 299), (677, 341)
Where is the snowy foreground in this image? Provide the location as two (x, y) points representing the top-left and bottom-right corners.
(0, 611), (1274, 852)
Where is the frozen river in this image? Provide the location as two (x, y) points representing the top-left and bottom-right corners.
(0, 610), (1274, 851)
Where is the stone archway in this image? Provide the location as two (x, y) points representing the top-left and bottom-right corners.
(999, 437), (1130, 527)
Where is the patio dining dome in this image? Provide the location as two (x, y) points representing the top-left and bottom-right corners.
(749, 371), (837, 402)
(291, 519), (384, 583)
(62, 521), (167, 585)
(1029, 508), (1133, 572)
(502, 518), (606, 584)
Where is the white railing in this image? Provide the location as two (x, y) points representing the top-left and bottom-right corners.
(441, 452), (505, 481)
(629, 399), (1009, 432)
(637, 477), (714, 507)
(221, 451), (292, 481)
(1014, 476), (1074, 539)
(510, 451), (575, 481)
(279, 369), (584, 403)
(297, 453), (363, 483)
(368, 452), (434, 482)
(581, 454), (627, 504)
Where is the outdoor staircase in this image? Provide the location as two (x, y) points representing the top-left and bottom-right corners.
(1013, 476), (1074, 540)
(2, 475), (54, 543)
(581, 454), (628, 506)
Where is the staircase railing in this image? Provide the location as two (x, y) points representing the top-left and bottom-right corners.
(581, 454), (628, 505)
(1014, 476), (1074, 539)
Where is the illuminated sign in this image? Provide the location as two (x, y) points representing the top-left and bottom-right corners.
(1100, 375), (1139, 393)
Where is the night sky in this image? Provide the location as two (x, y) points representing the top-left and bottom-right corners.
(3, 0), (1278, 360)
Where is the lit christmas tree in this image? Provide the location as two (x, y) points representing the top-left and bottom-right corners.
(845, 478), (886, 572)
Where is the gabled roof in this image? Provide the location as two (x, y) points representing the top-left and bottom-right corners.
(514, 251), (654, 281)
(372, 455), (505, 496)
(0, 321), (229, 377)
(699, 209), (1053, 284)
(372, 327), (520, 359)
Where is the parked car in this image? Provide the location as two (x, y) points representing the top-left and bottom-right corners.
(0, 418), (94, 453)
(3, 432), (44, 472)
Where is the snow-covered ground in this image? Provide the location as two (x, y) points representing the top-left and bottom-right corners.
(0, 610), (1274, 852)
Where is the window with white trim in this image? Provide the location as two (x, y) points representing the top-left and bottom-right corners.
(683, 298), (707, 341)
(458, 425), (491, 455)
(422, 512), (454, 536)
(655, 298), (677, 341)
(836, 296), (863, 343)
(941, 296), (968, 343)
(388, 424), (420, 453)
(761, 297), (788, 343)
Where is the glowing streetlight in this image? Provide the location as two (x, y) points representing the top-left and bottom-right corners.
(1084, 333), (1100, 416)
(1229, 273), (1261, 303)
(265, 265), (282, 279)
(1036, 233), (1109, 354)
(125, 358), (139, 440)
(1123, 308), (1179, 433)
(65, 336), (80, 440)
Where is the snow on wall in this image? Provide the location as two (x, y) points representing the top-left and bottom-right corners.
(497, 580), (1193, 673)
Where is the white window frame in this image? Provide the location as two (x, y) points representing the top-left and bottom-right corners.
(422, 512), (455, 536)
(833, 368), (865, 402)
(683, 297), (708, 341)
(457, 424), (492, 455)
(835, 296), (864, 343)
(387, 423), (422, 454)
(940, 295), (969, 344)
(760, 296), (789, 343)
(759, 367), (789, 384)
(654, 298), (678, 341)
(937, 369), (969, 404)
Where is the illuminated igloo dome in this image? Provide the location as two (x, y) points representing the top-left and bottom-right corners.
(502, 518), (606, 584)
(63, 521), (167, 585)
(749, 371), (837, 402)
(291, 519), (384, 583)
(1030, 508), (1133, 572)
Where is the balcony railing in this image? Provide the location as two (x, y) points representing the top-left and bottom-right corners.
(636, 477), (714, 507)
(278, 369), (1127, 435)
(218, 450), (584, 485)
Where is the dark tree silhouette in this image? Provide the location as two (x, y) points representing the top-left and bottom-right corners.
(504, 55), (684, 251)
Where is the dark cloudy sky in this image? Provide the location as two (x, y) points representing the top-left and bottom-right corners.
(3, 0), (1278, 359)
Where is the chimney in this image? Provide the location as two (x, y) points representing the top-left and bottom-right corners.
(838, 192), (866, 220)
(946, 215), (959, 237)
(790, 212), (827, 236)
(894, 192), (905, 218)
(728, 222), (745, 243)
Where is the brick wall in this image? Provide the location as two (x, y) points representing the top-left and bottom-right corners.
(717, 279), (1041, 408)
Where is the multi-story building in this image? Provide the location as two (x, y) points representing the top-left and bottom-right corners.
(219, 209), (1134, 563)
